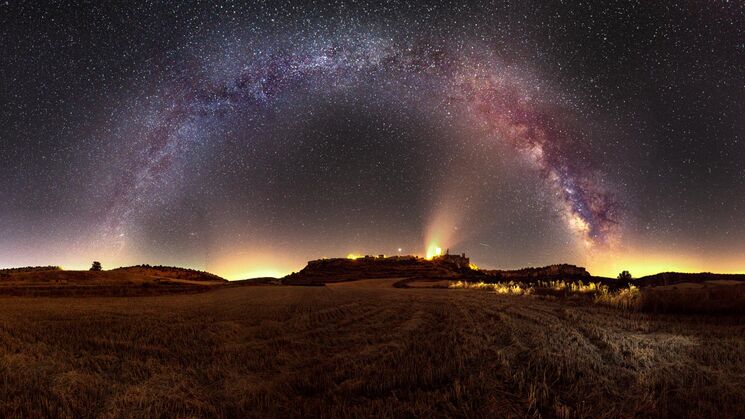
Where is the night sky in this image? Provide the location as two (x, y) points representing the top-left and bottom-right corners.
(1, 1), (744, 279)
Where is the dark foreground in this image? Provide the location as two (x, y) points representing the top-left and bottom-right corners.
(1, 282), (744, 418)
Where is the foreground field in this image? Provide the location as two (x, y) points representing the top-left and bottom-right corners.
(1, 283), (744, 418)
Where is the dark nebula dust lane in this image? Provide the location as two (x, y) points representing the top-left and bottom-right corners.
(1, 1), (744, 278)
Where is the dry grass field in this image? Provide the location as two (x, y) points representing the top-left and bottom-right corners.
(641, 280), (745, 313)
(1, 281), (745, 418)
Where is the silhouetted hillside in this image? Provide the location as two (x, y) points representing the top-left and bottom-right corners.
(112, 265), (227, 282)
(0, 266), (61, 276)
(484, 264), (591, 282)
(635, 272), (745, 287)
(283, 255), (480, 285)
(0, 267), (225, 296)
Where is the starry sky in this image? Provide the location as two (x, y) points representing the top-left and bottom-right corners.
(1, 1), (744, 279)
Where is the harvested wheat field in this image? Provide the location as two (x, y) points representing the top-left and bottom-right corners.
(1, 282), (745, 418)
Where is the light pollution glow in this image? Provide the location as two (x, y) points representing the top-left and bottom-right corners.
(587, 249), (745, 278)
(2, 239), (743, 280)
(211, 246), (745, 280)
(425, 245), (443, 260)
(1, 201), (742, 280)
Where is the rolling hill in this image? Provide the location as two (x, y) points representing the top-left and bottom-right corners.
(0, 265), (226, 296)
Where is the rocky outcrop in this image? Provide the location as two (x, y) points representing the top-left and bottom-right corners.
(485, 264), (591, 282)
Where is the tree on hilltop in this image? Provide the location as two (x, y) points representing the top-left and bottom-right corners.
(90, 261), (102, 271)
(617, 270), (632, 281)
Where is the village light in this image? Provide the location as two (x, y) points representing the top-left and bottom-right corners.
(425, 244), (443, 260)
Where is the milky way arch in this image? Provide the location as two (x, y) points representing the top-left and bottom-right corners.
(103, 30), (619, 249)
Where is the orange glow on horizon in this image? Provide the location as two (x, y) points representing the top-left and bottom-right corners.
(228, 267), (292, 279)
(206, 248), (301, 280)
(586, 247), (745, 278)
(7, 239), (744, 282)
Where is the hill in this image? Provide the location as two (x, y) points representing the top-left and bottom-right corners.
(284, 258), (603, 287)
(0, 266), (225, 297)
(282, 255), (482, 285)
(483, 264), (592, 282)
(634, 271), (745, 287)
(0, 266), (62, 275)
(112, 265), (227, 282)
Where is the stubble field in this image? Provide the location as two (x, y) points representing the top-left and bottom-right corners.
(1, 282), (744, 418)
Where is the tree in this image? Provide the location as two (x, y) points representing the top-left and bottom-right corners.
(90, 261), (102, 271)
(617, 270), (632, 281)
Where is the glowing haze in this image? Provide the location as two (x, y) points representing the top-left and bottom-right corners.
(2, 2), (744, 279)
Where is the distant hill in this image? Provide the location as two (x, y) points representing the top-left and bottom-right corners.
(483, 264), (591, 282)
(634, 272), (745, 287)
(0, 266), (225, 297)
(283, 257), (628, 286)
(0, 266), (62, 275)
(283, 255), (482, 285)
(112, 265), (227, 282)
(284, 256), (745, 291)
